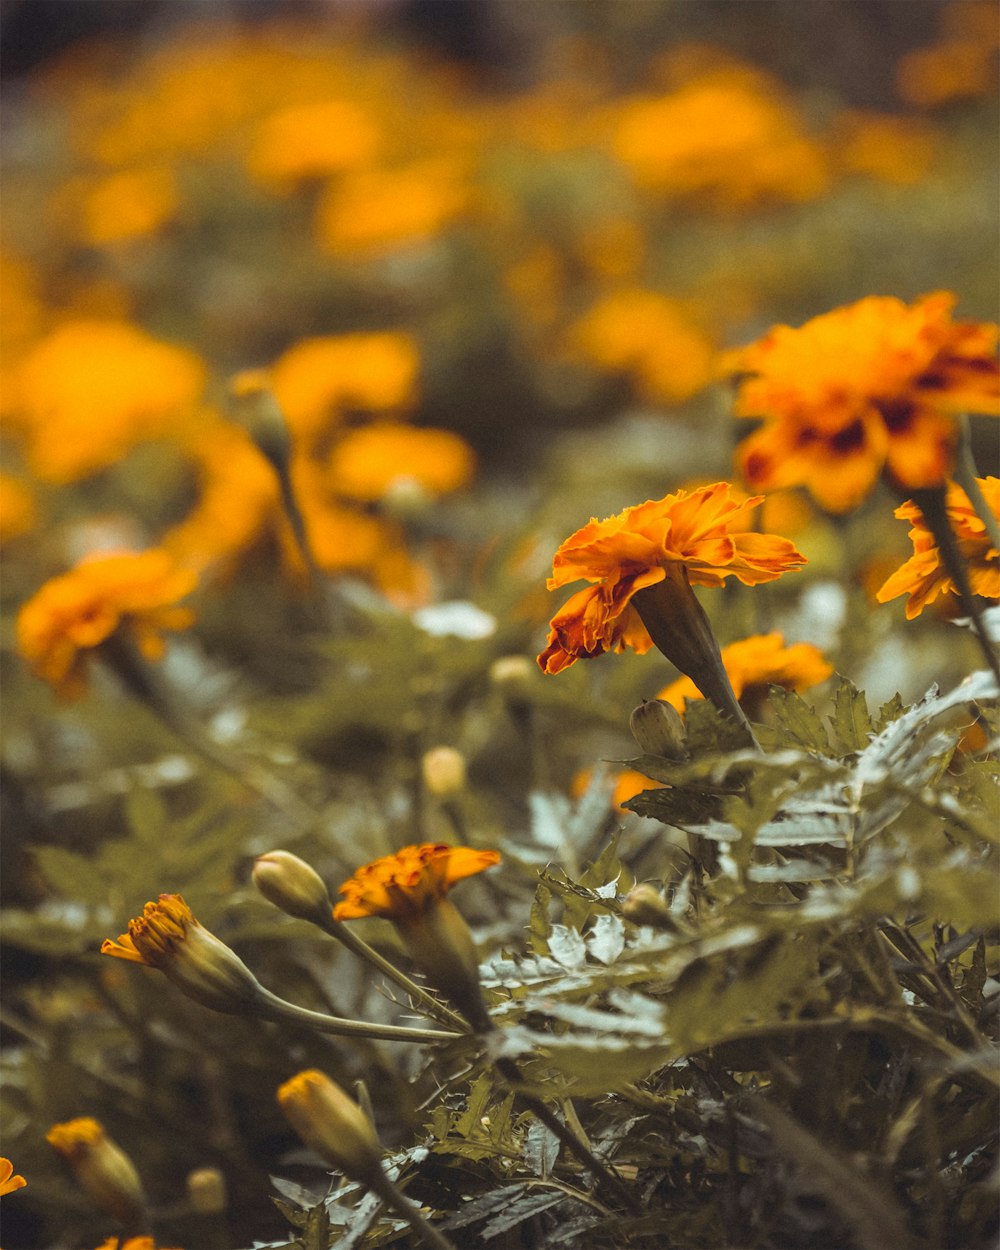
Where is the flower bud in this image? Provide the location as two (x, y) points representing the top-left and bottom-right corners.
(186, 1166), (227, 1214)
(277, 1070), (383, 1181)
(489, 655), (535, 698)
(630, 699), (686, 760)
(397, 896), (491, 1032)
(253, 851), (332, 924)
(621, 884), (676, 929)
(228, 370), (292, 471)
(46, 1118), (145, 1224)
(421, 746), (467, 797)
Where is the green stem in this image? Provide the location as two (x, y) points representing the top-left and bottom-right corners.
(366, 1167), (458, 1250)
(253, 986), (460, 1044)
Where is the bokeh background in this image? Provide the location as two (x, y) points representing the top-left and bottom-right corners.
(1, 2), (997, 1247)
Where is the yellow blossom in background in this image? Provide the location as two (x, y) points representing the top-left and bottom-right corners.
(565, 288), (715, 404)
(16, 549), (197, 699)
(538, 483), (806, 675)
(504, 244), (566, 328)
(877, 477), (1000, 618)
(611, 60), (829, 208)
(574, 216), (646, 281)
(334, 843), (501, 922)
(896, 0), (999, 106)
(572, 766), (661, 814)
(4, 320), (205, 483)
(248, 98), (381, 188)
(831, 111), (938, 185)
(0, 1156), (26, 1196)
(315, 157), (469, 256)
(324, 423), (476, 502)
(657, 632), (833, 712)
(726, 292), (1000, 512)
(0, 252), (46, 359)
(268, 331), (420, 447)
(51, 167), (179, 246)
(0, 472), (37, 545)
(93, 1239), (183, 1250)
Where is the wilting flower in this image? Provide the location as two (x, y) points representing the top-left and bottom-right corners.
(725, 293), (1000, 512)
(102, 894), (263, 1014)
(46, 1118), (145, 1224)
(877, 477), (1000, 618)
(537, 484), (805, 730)
(658, 632), (833, 713)
(335, 844), (500, 1030)
(277, 1069), (383, 1180)
(0, 1157), (26, 1196)
(16, 549), (196, 699)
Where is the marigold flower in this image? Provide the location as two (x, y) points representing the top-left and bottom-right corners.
(276, 1069), (383, 1180)
(93, 1239), (183, 1250)
(725, 293), (1000, 512)
(657, 632), (833, 712)
(16, 550), (196, 700)
(0, 472), (37, 545)
(46, 1118), (145, 1224)
(335, 844), (500, 1030)
(0, 1157), (26, 1196)
(538, 483), (806, 676)
(876, 477), (1000, 618)
(248, 98), (381, 188)
(101, 894), (263, 1014)
(324, 423), (476, 502)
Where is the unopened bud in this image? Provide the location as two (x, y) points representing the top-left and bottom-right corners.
(277, 1070), (383, 1181)
(186, 1166), (227, 1214)
(253, 851), (332, 923)
(229, 370), (292, 470)
(421, 746), (467, 797)
(398, 896), (491, 1032)
(630, 699), (686, 760)
(621, 884), (676, 929)
(46, 1118), (145, 1224)
(489, 655), (535, 696)
(381, 475), (433, 519)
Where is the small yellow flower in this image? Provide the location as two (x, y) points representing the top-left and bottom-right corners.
(101, 894), (262, 1015)
(46, 1118), (144, 1224)
(0, 1157), (26, 1197)
(16, 549), (196, 699)
(657, 632), (833, 712)
(276, 1069), (382, 1180)
(877, 477), (1000, 618)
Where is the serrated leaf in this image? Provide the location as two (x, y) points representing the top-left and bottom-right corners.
(586, 912), (626, 965)
(548, 924), (587, 969)
(829, 679), (873, 755)
(767, 686), (830, 751)
(480, 1190), (566, 1238)
(524, 1120), (560, 1175)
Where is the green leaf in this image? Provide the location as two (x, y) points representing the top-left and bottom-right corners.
(828, 678), (873, 755)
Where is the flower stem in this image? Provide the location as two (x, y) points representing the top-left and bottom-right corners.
(366, 1166), (458, 1250)
(315, 914), (469, 1031)
(253, 986), (461, 1044)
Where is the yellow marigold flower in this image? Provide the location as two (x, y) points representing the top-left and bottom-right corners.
(334, 844), (500, 923)
(268, 332), (420, 446)
(16, 549), (196, 699)
(0, 1157), (26, 1196)
(67, 167), (179, 246)
(831, 111), (938, 186)
(315, 157), (468, 256)
(537, 483), (806, 676)
(101, 894), (262, 1014)
(276, 1069), (382, 1180)
(46, 1118), (145, 1224)
(0, 472), (37, 545)
(658, 632), (833, 711)
(324, 423), (476, 502)
(877, 477), (1000, 618)
(248, 99), (381, 188)
(572, 767), (660, 814)
(5, 320), (205, 483)
(726, 293), (1000, 512)
(565, 288), (715, 404)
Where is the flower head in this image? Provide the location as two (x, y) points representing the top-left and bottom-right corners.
(16, 549), (196, 699)
(101, 894), (262, 1014)
(658, 632), (833, 711)
(334, 844), (500, 923)
(276, 1069), (382, 1180)
(538, 483), (806, 676)
(876, 477), (1000, 618)
(0, 1157), (26, 1196)
(725, 293), (1000, 512)
(46, 1118), (145, 1224)
(93, 1239), (183, 1250)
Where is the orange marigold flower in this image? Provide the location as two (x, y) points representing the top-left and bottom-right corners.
(101, 893), (262, 1014)
(572, 766), (660, 814)
(324, 423), (476, 502)
(0, 1157), (26, 1196)
(537, 483), (806, 676)
(657, 631), (833, 711)
(725, 292), (1000, 512)
(93, 1239), (184, 1250)
(16, 549), (196, 699)
(876, 477), (1000, 618)
(248, 99), (381, 189)
(334, 844), (500, 923)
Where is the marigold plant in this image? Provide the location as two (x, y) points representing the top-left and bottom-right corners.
(877, 476), (1000, 618)
(725, 292), (1000, 512)
(16, 549), (197, 699)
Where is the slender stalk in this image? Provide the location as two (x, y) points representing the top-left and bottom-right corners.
(253, 986), (460, 1044)
(954, 414), (1000, 554)
(366, 1167), (458, 1250)
(315, 913), (469, 1032)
